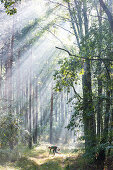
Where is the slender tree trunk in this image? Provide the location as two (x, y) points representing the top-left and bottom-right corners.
(0, 48), (3, 99)
(8, 21), (14, 149)
(40, 102), (43, 135)
(33, 88), (36, 144)
(25, 80), (29, 130)
(28, 82), (32, 149)
(107, 0), (113, 155)
(55, 96), (58, 122)
(103, 63), (111, 142)
(34, 82), (39, 144)
(82, 0), (96, 152)
(99, 0), (113, 32)
(58, 97), (61, 126)
(28, 52), (32, 149)
(97, 5), (103, 139)
(50, 86), (53, 144)
(68, 2), (80, 48)
(61, 91), (64, 124)
(74, 0), (83, 39)
(82, 60), (96, 152)
(16, 50), (21, 115)
(97, 72), (102, 139)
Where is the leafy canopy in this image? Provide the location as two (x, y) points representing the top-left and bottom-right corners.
(0, 0), (20, 15)
(54, 56), (81, 92)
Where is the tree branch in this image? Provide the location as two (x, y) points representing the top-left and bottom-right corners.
(55, 46), (113, 61)
(99, 0), (113, 32)
(54, 24), (75, 35)
(46, 0), (69, 10)
(72, 85), (82, 102)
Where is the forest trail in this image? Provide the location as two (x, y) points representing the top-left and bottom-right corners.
(0, 144), (79, 170)
(24, 144), (78, 170)
(0, 144), (113, 169)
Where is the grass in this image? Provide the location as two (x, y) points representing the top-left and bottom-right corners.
(16, 157), (39, 170)
(1, 144), (113, 170)
(0, 144), (79, 170)
(40, 160), (63, 170)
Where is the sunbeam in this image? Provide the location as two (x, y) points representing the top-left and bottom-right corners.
(1, 0), (111, 169)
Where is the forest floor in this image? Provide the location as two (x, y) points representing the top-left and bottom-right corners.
(0, 143), (113, 170)
(0, 143), (81, 170)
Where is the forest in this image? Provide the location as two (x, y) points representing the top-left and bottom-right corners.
(0, 0), (113, 170)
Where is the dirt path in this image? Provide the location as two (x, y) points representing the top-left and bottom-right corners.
(0, 145), (78, 170)
(26, 145), (76, 169)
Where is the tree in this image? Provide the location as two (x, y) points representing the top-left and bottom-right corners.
(57, 0), (96, 155)
(53, 0), (113, 159)
(99, 0), (113, 32)
(50, 85), (53, 144)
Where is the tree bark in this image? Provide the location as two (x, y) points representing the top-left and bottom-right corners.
(61, 91), (64, 124)
(103, 62), (111, 142)
(28, 54), (32, 149)
(99, 0), (113, 32)
(82, 0), (96, 152)
(82, 60), (96, 151)
(97, 5), (103, 139)
(50, 86), (53, 144)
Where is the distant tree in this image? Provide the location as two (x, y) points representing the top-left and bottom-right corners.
(50, 86), (53, 144)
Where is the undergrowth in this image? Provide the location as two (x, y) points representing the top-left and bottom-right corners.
(0, 144), (113, 170)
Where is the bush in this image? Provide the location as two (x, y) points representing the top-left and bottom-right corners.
(0, 148), (21, 164)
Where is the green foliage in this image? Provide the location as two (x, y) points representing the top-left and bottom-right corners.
(6, 7), (17, 15)
(67, 109), (80, 130)
(16, 156), (39, 170)
(0, 113), (21, 148)
(54, 56), (81, 92)
(40, 161), (63, 170)
(1, 0), (20, 15)
(80, 21), (113, 60)
(0, 148), (21, 164)
(63, 0), (70, 3)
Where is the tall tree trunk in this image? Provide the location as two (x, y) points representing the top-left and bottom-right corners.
(82, 60), (96, 152)
(25, 80), (29, 130)
(33, 88), (36, 144)
(99, 0), (113, 32)
(61, 91), (64, 124)
(28, 52), (32, 149)
(97, 71), (102, 139)
(55, 96), (58, 122)
(82, 0), (96, 153)
(8, 22), (14, 149)
(34, 82), (39, 144)
(103, 63), (111, 143)
(107, 0), (113, 155)
(0, 48), (3, 99)
(97, 5), (103, 139)
(50, 86), (53, 144)
(16, 50), (21, 115)
(28, 82), (32, 149)
(40, 101), (43, 135)
(68, 2), (80, 48)
(103, 0), (112, 142)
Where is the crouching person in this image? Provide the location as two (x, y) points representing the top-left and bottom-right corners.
(48, 146), (60, 155)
